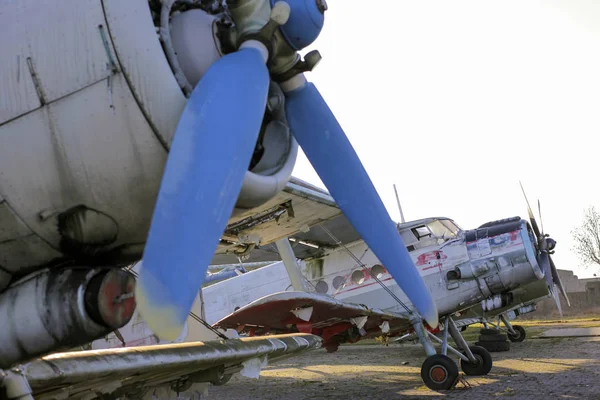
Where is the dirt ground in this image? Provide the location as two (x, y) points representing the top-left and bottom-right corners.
(210, 319), (600, 399)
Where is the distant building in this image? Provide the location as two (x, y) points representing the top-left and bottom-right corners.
(556, 269), (587, 293)
(532, 270), (600, 317)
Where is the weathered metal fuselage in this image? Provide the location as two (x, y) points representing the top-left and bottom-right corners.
(0, 0), (298, 290)
(197, 217), (546, 331)
(308, 217), (543, 321)
(0, 0), (302, 369)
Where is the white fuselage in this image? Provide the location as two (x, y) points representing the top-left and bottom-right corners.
(95, 217), (544, 347)
(206, 218), (543, 326)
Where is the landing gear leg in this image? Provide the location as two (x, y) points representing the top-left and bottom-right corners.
(412, 316), (458, 390)
(500, 314), (526, 343)
(413, 316), (493, 391)
(447, 317), (492, 376)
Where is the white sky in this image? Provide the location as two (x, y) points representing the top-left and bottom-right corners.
(290, 0), (600, 278)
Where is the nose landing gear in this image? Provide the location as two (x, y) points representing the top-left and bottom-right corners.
(413, 316), (493, 391)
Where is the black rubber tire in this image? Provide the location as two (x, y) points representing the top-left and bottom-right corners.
(478, 333), (508, 342)
(459, 345), (493, 376)
(508, 325), (526, 343)
(480, 328), (500, 335)
(210, 373), (232, 386)
(421, 354), (459, 391)
(475, 340), (510, 352)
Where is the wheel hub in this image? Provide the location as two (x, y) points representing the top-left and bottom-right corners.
(471, 354), (483, 366)
(430, 366), (448, 382)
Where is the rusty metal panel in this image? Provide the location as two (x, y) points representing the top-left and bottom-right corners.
(5, 0), (115, 107)
(0, 74), (166, 268)
(0, 235), (61, 274)
(43, 75), (167, 245)
(103, 0), (187, 146)
(0, 202), (31, 242)
(0, 108), (62, 249)
(0, 2), (42, 124)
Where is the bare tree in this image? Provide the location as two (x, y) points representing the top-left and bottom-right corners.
(572, 206), (600, 268)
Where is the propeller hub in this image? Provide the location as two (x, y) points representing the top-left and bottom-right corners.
(270, 0), (325, 50)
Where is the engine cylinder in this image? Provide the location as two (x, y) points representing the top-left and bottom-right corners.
(481, 293), (513, 312)
(0, 268), (136, 368)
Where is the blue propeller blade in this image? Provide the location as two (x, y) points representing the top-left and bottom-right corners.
(285, 80), (438, 328)
(136, 47), (270, 340)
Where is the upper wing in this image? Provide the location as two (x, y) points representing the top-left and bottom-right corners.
(212, 177), (361, 263)
(214, 291), (412, 351)
(15, 334), (321, 400)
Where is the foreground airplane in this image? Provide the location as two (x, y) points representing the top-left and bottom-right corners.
(207, 187), (568, 389)
(0, 0), (440, 397)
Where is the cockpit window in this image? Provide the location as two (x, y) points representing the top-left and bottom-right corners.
(399, 219), (461, 252)
(427, 220), (457, 240)
(441, 219), (461, 235)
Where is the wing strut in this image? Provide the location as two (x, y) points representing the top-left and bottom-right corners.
(275, 238), (309, 292)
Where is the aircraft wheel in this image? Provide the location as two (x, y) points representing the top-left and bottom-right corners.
(508, 325), (526, 342)
(421, 354), (459, 391)
(210, 373), (233, 386)
(459, 345), (493, 376)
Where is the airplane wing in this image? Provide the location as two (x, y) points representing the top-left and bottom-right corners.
(213, 291), (412, 352)
(10, 334), (321, 400)
(212, 177), (361, 263)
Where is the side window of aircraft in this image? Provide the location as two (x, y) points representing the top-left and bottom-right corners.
(315, 280), (329, 294)
(351, 269), (366, 285)
(400, 229), (418, 243)
(410, 225), (438, 250)
(413, 226), (432, 239)
(399, 229), (419, 252)
(332, 275), (345, 290)
(371, 264), (386, 279)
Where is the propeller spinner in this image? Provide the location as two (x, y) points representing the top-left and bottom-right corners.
(136, 0), (438, 340)
(519, 182), (570, 318)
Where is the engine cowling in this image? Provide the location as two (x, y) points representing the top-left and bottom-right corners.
(448, 218), (543, 298)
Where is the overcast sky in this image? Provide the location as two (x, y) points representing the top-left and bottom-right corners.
(291, 0), (600, 278)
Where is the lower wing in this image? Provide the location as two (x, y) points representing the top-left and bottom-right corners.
(8, 334), (321, 400)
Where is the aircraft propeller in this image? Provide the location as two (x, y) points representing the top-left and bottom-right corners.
(135, 1), (438, 341)
(519, 182), (570, 318)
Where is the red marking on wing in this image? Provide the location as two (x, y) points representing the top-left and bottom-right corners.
(214, 293), (413, 348)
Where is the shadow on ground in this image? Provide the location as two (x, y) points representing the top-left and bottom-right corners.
(209, 320), (600, 399)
